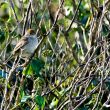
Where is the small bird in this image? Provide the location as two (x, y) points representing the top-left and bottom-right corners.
(13, 29), (38, 58)
(5, 29), (38, 65)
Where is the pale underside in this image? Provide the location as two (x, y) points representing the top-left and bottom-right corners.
(13, 35), (38, 58)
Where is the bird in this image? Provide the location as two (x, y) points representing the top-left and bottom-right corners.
(5, 29), (38, 65)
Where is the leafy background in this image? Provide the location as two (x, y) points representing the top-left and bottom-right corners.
(0, 0), (110, 110)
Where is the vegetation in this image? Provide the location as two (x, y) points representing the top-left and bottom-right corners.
(0, 0), (110, 109)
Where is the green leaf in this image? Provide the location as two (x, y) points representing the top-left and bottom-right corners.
(0, 30), (5, 43)
(23, 58), (44, 77)
(0, 2), (8, 8)
(92, 79), (99, 86)
(23, 64), (33, 75)
(20, 88), (25, 99)
(34, 95), (45, 109)
(49, 98), (58, 109)
(21, 95), (31, 103)
(41, 24), (46, 34)
(0, 2), (9, 21)
(31, 58), (44, 77)
(102, 24), (109, 36)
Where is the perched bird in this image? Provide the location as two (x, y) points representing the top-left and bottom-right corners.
(5, 29), (38, 65)
(13, 29), (38, 58)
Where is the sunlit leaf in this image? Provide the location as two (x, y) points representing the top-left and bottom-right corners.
(21, 95), (31, 103)
(0, 2), (9, 21)
(34, 95), (45, 109)
(49, 98), (58, 109)
(23, 64), (33, 76)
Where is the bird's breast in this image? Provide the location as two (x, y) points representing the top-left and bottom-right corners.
(23, 37), (38, 54)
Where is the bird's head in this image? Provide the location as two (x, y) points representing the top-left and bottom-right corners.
(25, 29), (36, 36)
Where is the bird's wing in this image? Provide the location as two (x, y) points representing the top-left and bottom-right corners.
(13, 37), (28, 54)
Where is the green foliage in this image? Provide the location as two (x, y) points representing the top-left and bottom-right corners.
(0, 2), (9, 21)
(23, 58), (44, 77)
(34, 95), (45, 109)
(0, 0), (110, 110)
(0, 30), (5, 43)
(21, 95), (31, 103)
(31, 58), (45, 76)
(49, 98), (58, 109)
